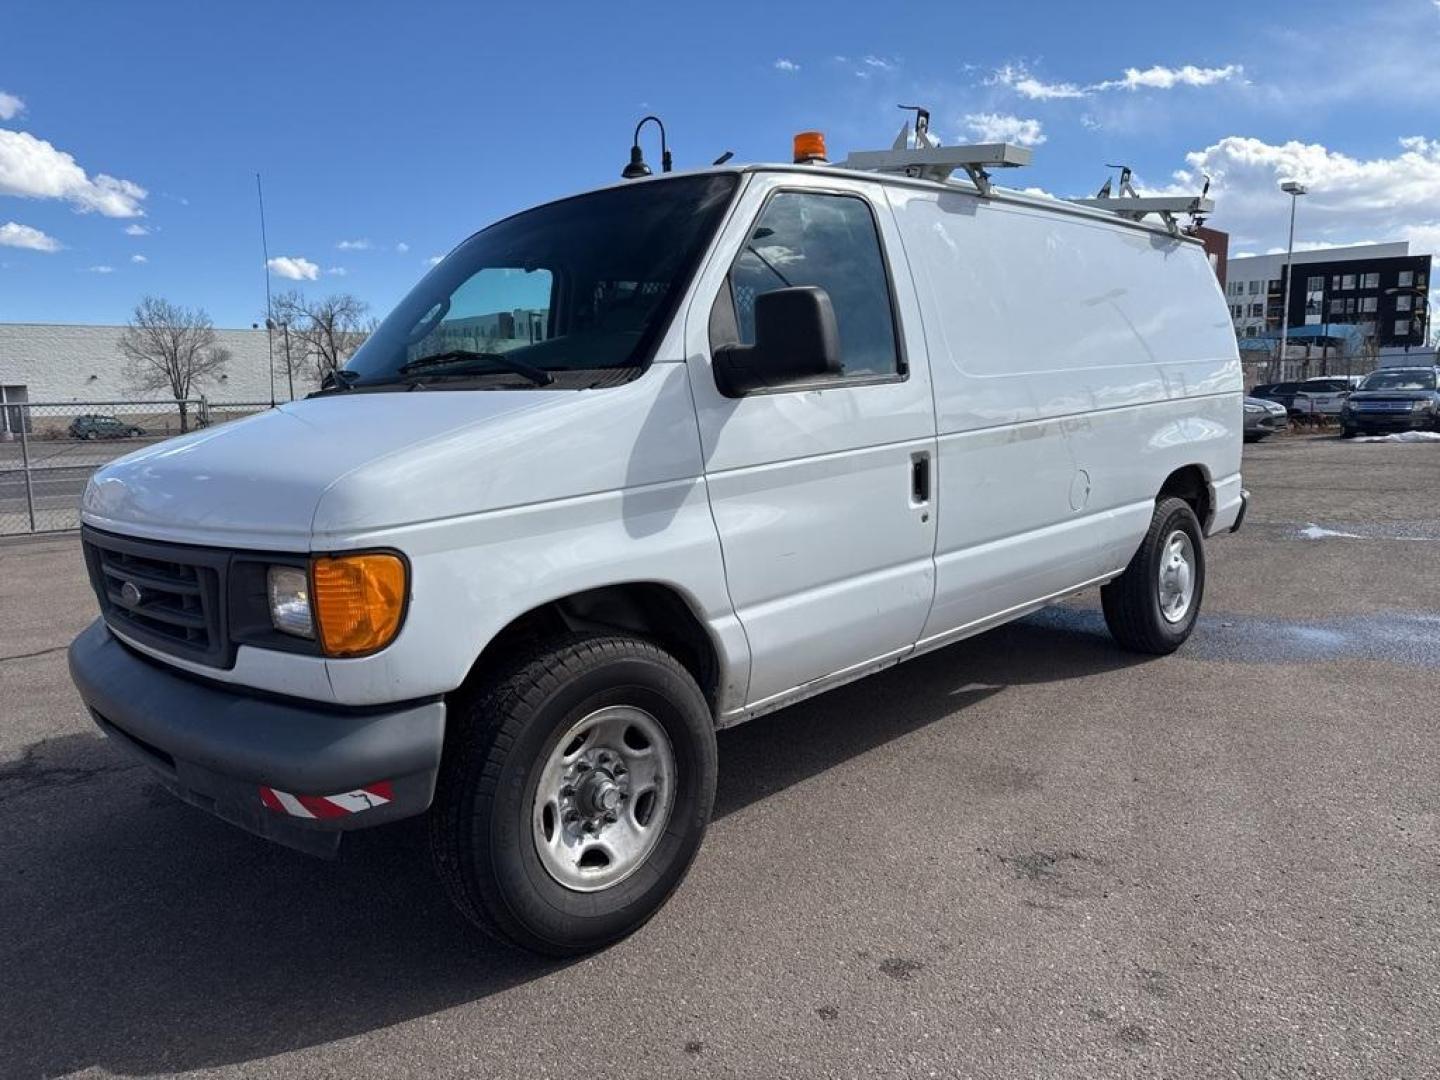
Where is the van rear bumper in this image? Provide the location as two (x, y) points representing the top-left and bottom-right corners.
(67, 619), (445, 857)
(1207, 473), (1246, 536)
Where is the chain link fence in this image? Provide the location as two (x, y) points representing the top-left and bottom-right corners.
(0, 399), (277, 535)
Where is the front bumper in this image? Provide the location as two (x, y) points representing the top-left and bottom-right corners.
(1244, 413), (1287, 436)
(1344, 411), (1432, 432)
(68, 619), (445, 856)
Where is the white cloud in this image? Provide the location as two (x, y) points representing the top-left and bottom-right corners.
(425, 254), (443, 267)
(990, 61), (1242, 101)
(123, 223), (149, 236)
(861, 55), (892, 70)
(0, 220), (61, 251)
(336, 238), (370, 250)
(267, 255), (319, 281)
(964, 113), (1046, 147)
(989, 64), (1087, 101)
(1097, 64), (1243, 91)
(773, 58), (800, 73)
(395, 241), (410, 253)
(326, 265), (347, 276)
(85, 265), (113, 273)
(1158, 135), (1440, 261)
(130, 253), (147, 263)
(0, 128), (147, 217)
(0, 91), (23, 121)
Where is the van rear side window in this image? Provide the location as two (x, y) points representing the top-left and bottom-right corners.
(723, 192), (899, 379)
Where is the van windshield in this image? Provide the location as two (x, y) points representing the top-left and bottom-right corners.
(341, 174), (738, 390)
(1359, 370), (1437, 391)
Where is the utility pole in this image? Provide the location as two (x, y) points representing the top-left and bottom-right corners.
(256, 172), (277, 408)
(1277, 180), (1307, 382)
(282, 319), (296, 401)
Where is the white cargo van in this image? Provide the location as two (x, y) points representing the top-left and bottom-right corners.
(69, 133), (1245, 954)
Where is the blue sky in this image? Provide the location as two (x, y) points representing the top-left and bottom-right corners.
(2, 0), (1439, 327)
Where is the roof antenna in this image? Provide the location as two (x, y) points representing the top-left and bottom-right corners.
(712, 150), (734, 166)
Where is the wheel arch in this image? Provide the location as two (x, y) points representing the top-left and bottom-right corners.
(1157, 464), (1213, 531)
(456, 581), (724, 719)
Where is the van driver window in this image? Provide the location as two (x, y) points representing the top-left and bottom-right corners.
(726, 192), (899, 378)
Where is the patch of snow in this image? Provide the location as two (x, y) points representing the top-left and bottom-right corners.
(1353, 431), (1440, 443)
(1298, 523), (1366, 540)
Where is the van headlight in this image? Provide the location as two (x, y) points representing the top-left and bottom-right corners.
(267, 566), (315, 639)
(1412, 400), (1434, 412)
(1244, 403), (1264, 414)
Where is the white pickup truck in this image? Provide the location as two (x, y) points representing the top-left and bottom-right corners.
(69, 136), (1244, 954)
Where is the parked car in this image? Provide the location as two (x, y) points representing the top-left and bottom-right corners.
(1340, 366), (1440, 437)
(1243, 396), (1288, 441)
(68, 414), (145, 440)
(1290, 376), (1364, 418)
(68, 142), (1246, 955)
(1249, 380), (1302, 410)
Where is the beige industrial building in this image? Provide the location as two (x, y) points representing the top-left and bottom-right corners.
(0, 323), (318, 420)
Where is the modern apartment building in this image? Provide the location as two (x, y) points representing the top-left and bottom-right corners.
(1225, 242), (1431, 359)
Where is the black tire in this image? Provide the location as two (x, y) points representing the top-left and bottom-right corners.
(428, 634), (717, 955)
(1340, 426), (1357, 439)
(1101, 497), (1206, 655)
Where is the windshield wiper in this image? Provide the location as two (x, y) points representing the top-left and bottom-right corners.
(397, 349), (554, 387)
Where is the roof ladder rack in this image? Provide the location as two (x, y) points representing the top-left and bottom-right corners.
(1068, 166), (1214, 235)
(837, 106), (1032, 197)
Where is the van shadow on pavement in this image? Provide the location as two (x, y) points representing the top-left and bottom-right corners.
(0, 613), (1149, 1079)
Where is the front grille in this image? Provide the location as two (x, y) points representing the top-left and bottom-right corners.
(1354, 399), (1413, 413)
(82, 527), (230, 668)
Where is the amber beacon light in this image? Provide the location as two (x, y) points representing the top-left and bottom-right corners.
(311, 553), (408, 657)
(793, 131), (827, 164)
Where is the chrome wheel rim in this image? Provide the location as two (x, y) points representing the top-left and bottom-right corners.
(532, 705), (676, 893)
(1158, 529), (1197, 623)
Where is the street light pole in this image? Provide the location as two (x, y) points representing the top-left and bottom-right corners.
(1277, 181), (1308, 381)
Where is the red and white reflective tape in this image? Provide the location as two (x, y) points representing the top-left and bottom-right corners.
(259, 780), (394, 819)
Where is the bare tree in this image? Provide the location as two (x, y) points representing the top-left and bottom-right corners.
(271, 291), (373, 384)
(118, 296), (229, 431)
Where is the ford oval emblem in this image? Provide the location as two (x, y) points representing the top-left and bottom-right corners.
(120, 581), (143, 607)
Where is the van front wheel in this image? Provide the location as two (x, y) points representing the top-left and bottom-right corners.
(428, 634), (717, 955)
(1101, 497), (1206, 655)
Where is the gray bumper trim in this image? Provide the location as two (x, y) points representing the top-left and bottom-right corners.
(68, 619), (445, 849)
(1231, 489), (1250, 534)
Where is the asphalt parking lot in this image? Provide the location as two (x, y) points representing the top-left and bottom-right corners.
(2, 433), (1438, 1079)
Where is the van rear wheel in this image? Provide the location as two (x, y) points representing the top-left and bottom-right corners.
(1101, 497), (1205, 655)
(428, 634), (716, 955)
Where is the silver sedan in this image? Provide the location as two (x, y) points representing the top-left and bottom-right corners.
(1244, 396), (1288, 442)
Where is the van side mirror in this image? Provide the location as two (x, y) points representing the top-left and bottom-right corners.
(713, 286), (842, 396)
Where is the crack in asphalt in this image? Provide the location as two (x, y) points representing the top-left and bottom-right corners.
(0, 644), (67, 664)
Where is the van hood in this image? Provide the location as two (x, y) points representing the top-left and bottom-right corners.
(81, 394), (546, 548)
(81, 369), (701, 550)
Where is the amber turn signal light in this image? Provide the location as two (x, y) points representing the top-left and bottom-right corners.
(311, 553), (408, 657)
